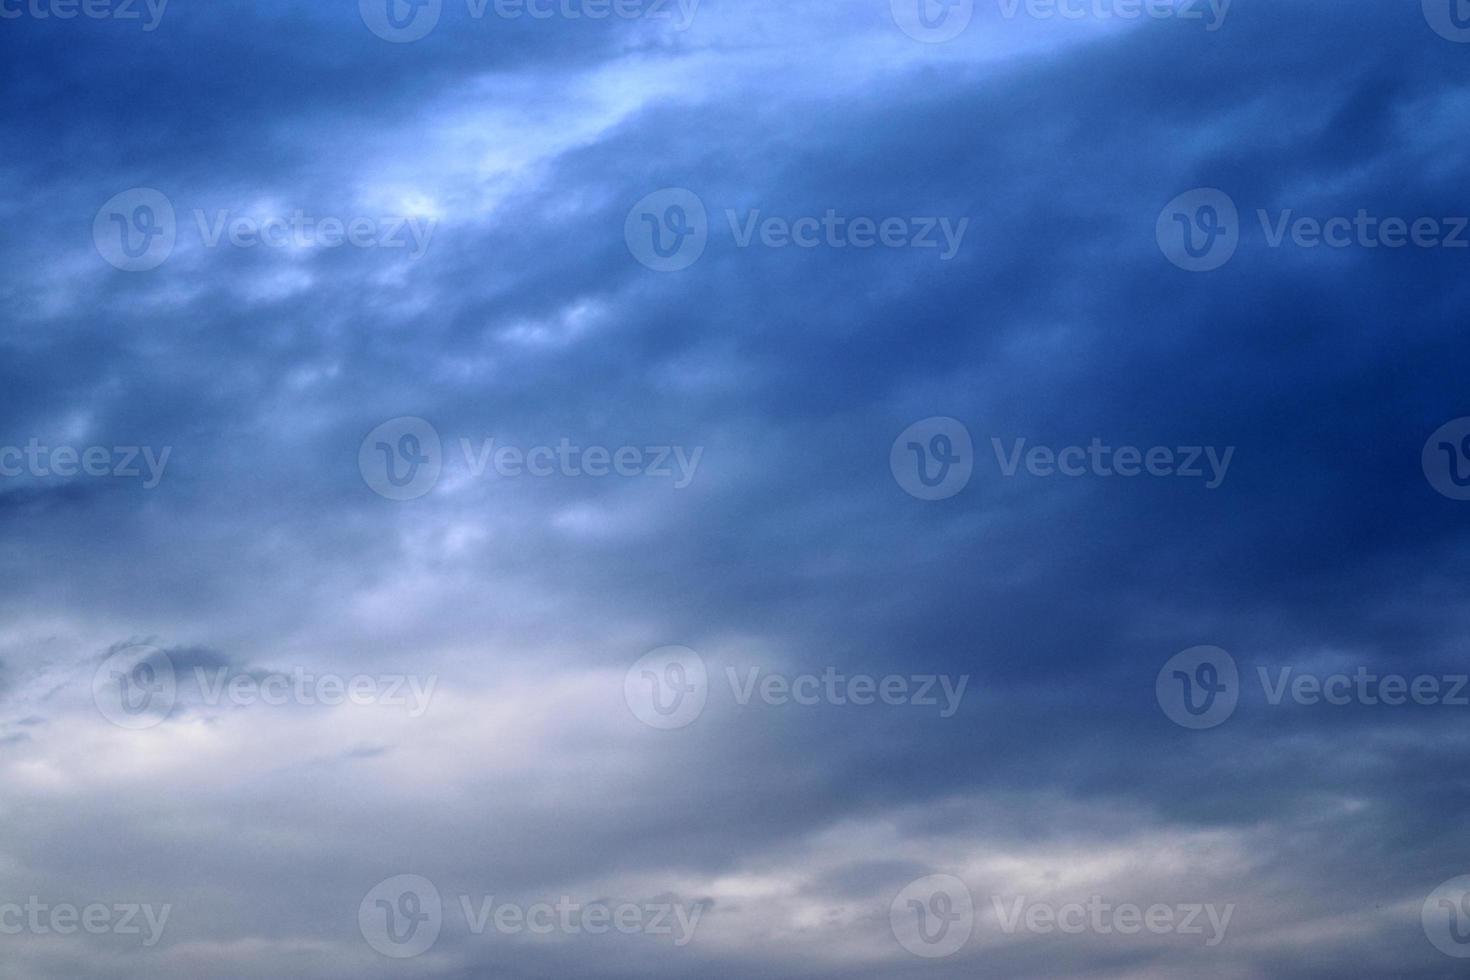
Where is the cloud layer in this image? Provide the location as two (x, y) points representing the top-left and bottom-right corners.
(2, 0), (1470, 976)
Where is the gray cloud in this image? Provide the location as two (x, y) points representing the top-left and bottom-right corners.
(0, 0), (1466, 976)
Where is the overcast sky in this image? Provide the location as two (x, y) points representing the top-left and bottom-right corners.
(3, 0), (1470, 976)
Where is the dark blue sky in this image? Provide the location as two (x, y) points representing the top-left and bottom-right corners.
(2, 0), (1470, 976)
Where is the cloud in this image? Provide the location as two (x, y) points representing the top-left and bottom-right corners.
(0, 0), (1467, 976)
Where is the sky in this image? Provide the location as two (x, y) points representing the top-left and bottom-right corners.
(3, 0), (1470, 976)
